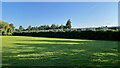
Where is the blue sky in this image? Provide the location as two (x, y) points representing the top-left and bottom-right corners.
(2, 0), (120, 2)
(2, 2), (118, 28)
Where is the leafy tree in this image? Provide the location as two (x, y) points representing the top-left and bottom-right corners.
(31, 27), (35, 30)
(38, 26), (44, 30)
(51, 24), (56, 29)
(35, 26), (39, 31)
(9, 24), (15, 30)
(66, 19), (72, 29)
(19, 25), (24, 31)
(0, 20), (15, 35)
(9, 23), (15, 33)
(59, 24), (64, 29)
(38, 25), (50, 30)
(45, 25), (50, 30)
(27, 25), (32, 32)
(55, 25), (59, 29)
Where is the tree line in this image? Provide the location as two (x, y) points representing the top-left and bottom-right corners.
(16, 19), (72, 32)
(0, 19), (72, 35)
(1, 19), (119, 41)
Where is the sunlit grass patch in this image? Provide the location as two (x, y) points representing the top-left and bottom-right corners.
(93, 53), (118, 57)
(2, 36), (119, 66)
(71, 49), (86, 53)
(14, 41), (81, 45)
(92, 59), (110, 62)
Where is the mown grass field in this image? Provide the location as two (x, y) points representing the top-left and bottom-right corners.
(1, 36), (119, 67)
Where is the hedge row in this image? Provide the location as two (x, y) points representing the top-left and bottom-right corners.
(13, 31), (120, 41)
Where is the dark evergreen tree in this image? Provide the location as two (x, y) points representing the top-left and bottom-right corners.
(66, 19), (72, 29)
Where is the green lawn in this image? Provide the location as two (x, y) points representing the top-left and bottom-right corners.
(1, 36), (119, 67)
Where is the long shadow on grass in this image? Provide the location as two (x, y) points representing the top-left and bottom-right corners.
(2, 39), (118, 67)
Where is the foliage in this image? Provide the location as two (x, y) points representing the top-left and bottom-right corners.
(0, 20), (15, 35)
(19, 25), (24, 31)
(66, 19), (72, 29)
(38, 25), (49, 30)
(15, 19), (72, 31)
(51, 24), (57, 29)
(13, 31), (120, 41)
(59, 24), (64, 29)
(26, 25), (32, 32)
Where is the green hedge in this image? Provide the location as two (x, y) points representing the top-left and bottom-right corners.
(13, 31), (120, 41)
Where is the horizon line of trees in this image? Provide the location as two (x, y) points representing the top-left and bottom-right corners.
(0, 19), (72, 35)
(16, 19), (72, 32)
